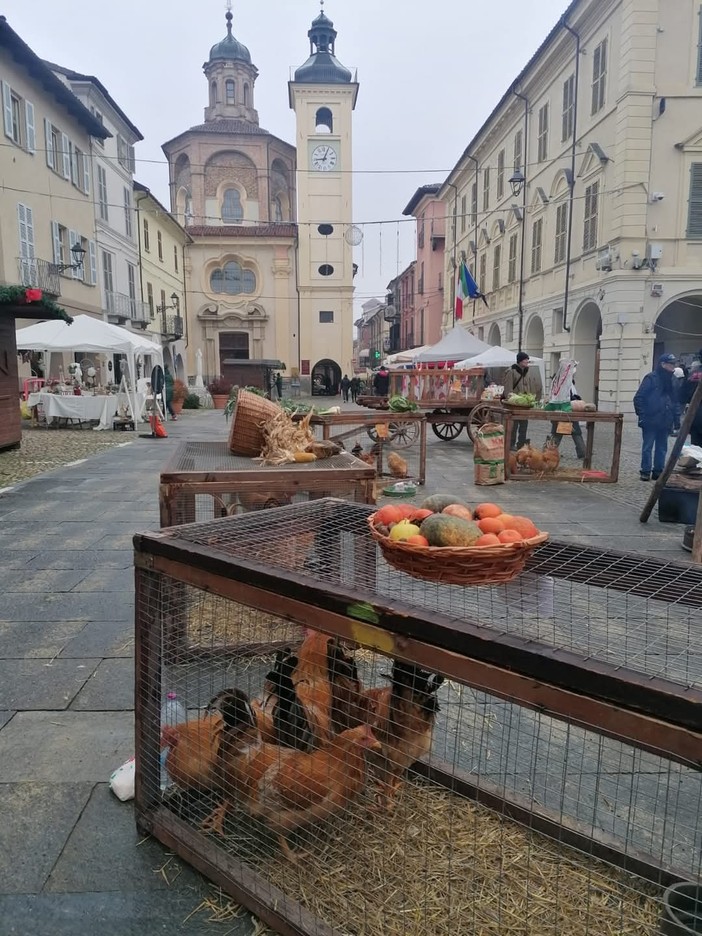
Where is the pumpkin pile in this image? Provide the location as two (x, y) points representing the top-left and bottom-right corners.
(371, 494), (541, 548)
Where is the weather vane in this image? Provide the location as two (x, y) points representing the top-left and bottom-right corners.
(320, 0), (324, 11)
(226, 0), (232, 11)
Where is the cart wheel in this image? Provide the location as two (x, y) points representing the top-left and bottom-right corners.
(431, 410), (464, 441)
(467, 403), (493, 442)
(388, 420), (419, 448)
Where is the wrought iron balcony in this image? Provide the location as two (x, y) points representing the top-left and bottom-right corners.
(106, 291), (150, 326)
(161, 313), (184, 340)
(17, 257), (61, 297)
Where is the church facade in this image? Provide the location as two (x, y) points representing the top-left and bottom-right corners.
(162, 7), (357, 395)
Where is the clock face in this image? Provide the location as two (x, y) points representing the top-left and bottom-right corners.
(311, 144), (338, 172)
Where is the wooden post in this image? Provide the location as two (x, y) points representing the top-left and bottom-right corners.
(611, 415), (623, 483)
(691, 485), (702, 563)
(640, 375), (702, 523)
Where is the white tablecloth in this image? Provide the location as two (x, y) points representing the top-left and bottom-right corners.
(27, 392), (146, 430)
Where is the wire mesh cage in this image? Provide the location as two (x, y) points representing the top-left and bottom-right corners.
(159, 441), (376, 528)
(135, 499), (702, 936)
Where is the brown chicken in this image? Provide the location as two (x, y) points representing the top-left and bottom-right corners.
(205, 690), (381, 861)
(387, 451), (409, 479)
(541, 438), (560, 474)
(365, 660), (444, 812)
(161, 709), (224, 792)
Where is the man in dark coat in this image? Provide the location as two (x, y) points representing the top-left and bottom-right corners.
(681, 353), (702, 446)
(502, 352), (543, 450)
(633, 353), (677, 480)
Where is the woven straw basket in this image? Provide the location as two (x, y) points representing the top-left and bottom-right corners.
(367, 515), (548, 586)
(228, 390), (280, 457)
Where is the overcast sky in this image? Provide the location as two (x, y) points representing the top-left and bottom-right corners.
(5, 0), (568, 311)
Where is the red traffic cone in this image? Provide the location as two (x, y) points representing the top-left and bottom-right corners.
(149, 412), (168, 438)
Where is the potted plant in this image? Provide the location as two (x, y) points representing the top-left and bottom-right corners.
(207, 376), (233, 410)
(170, 379), (189, 415)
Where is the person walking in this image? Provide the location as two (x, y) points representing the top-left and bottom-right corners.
(550, 371), (586, 459)
(633, 353), (677, 480)
(164, 366), (177, 420)
(350, 376), (360, 403)
(340, 374), (351, 402)
(274, 372), (283, 400)
(502, 352), (543, 450)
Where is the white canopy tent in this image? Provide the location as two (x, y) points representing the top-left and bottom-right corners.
(414, 326), (491, 364)
(455, 345), (546, 391)
(383, 345), (433, 367)
(15, 315), (164, 424)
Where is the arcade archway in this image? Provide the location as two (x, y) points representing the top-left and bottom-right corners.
(487, 323), (502, 347)
(524, 315), (544, 359)
(655, 294), (702, 371)
(311, 359), (341, 396)
(572, 301), (602, 405)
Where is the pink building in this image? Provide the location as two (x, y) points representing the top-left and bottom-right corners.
(402, 185), (446, 347)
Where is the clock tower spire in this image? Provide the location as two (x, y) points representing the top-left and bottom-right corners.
(289, 8), (358, 395)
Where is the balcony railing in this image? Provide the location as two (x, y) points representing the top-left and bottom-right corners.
(106, 291), (150, 325)
(161, 313), (184, 340)
(17, 257), (61, 297)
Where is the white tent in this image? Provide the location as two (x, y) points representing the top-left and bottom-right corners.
(383, 345), (433, 366)
(455, 345), (546, 390)
(15, 315), (164, 424)
(414, 326), (491, 363)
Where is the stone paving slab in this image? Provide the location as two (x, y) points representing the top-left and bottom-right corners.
(0, 658), (100, 710)
(0, 620), (89, 659)
(0, 593), (133, 622)
(0, 711), (14, 730)
(69, 569), (135, 593)
(24, 550), (134, 570)
(0, 549), (41, 569)
(0, 782), (94, 894)
(57, 620), (134, 659)
(0, 570), (89, 593)
(70, 659), (134, 711)
(0, 712), (134, 782)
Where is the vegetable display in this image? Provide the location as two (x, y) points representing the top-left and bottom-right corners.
(506, 393), (537, 408)
(388, 395), (418, 413)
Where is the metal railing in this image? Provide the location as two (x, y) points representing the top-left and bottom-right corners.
(161, 313), (184, 340)
(17, 257), (61, 296)
(106, 291), (150, 325)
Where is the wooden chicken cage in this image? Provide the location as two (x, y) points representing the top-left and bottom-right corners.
(134, 501), (702, 936)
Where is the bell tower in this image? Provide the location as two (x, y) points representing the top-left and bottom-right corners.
(289, 5), (358, 395)
(203, 1), (259, 125)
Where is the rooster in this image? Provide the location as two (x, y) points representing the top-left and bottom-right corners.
(351, 442), (377, 468)
(541, 438), (560, 474)
(365, 660), (444, 812)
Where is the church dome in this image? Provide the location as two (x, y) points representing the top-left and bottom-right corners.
(209, 10), (252, 64)
(293, 8), (352, 84)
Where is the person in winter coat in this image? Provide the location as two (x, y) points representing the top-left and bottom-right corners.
(164, 366), (177, 420)
(633, 353), (677, 480)
(550, 375), (586, 459)
(502, 352), (543, 449)
(681, 354), (702, 446)
(671, 366), (685, 435)
(340, 374), (351, 402)
(373, 368), (390, 397)
(350, 376), (361, 403)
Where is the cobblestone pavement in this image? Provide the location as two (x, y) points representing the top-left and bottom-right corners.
(0, 426), (133, 490)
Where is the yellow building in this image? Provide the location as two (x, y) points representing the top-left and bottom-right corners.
(133, 182), (191, 380)
(0, 16), (109, 334)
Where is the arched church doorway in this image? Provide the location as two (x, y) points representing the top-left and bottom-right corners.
(655, 294), (702, 372)
(572, 301), (602, 405)
(312, 359), (341, 396)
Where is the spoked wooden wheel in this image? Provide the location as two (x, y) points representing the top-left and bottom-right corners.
(467, 402), (493, 442)
(366, 420), (418, 447)
(430, 409), (464, 441)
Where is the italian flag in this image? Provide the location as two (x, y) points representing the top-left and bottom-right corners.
(455, 261), (470, 320)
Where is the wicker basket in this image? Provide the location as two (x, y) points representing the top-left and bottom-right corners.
(367, 515), (548, 586)
(228, 390), (280, 457)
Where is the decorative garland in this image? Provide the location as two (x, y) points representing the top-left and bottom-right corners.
(0, 286), (73, 323)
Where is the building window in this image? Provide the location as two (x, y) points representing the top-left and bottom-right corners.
(554, 202), (568, 263)
(243, 83), (250, 106)
(124, 187), (133, 239)
(537, 103), (549, 162)
(102, 250), (114, 310)
(2, 82), (35, 153)
(460, 195), (466, 233)
(482, 167), (490, 211)
(18, 202), (35, 262)
(471, 182), (478, 229)
(514, 130), (523, 173)
(225, 79), (235, 104)
(508, 233), (518, 283)
(174, 244), (179, 272)
(496, 149), (505, 200)
(117, 134), (135, 173)
(273, 196), (283, 221)
(127, 263), (137, 310)
(583, 181), (600, 251)
(157, 230), (163, 261)
(44, 120), (69, 178)
(418, 218), (425, 248)
(222, 188), (243, 223)
(319, 310), (334, 323)
(160, 289), (167, 313)
(143, 219), (150, 252)
(210, 81), (218, 106)
(562, 74), (575, 141)
(318, 224), (333, 235)
(552, 308), (564, 335)
(315, 107), (333, 133)
(506, 319), (514, 343)
(318, 264), (334, 276)
(90, 106), (104, 148)
(50, 220), (68, 268)
(591, 38), (608, 115)
(687, 163), (702, 238)
(418, 261), (424, 295)
(210, 260), (256, 295)
(531, 218), (543, 273)
(492, 244), (501, 291)
(478, 253), (486, 294)
(97, 166), (109, 221)
(147, 282), (154, 318)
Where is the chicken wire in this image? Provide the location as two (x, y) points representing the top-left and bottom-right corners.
(503, 413), (620, 482)
(134, 500), (702, 936)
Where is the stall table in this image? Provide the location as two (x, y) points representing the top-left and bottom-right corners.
(487, 406), (624, 482)
(27, 390), (145, 430)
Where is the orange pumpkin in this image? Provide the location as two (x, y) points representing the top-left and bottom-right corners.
(375, 505), (405, 526)
(442, 504), (474, 521)
(405, 535), (430, 546)
(477, 516), (505, 535)
(475, 503), (502, 519)
(502, 515), (539, 539)
(498, 529), (523, 544)
(473, 533), (501, 547)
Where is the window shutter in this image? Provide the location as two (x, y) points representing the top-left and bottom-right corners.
(687, 163), (702, 238)
(697, 11), (702, 84)
(68, 229), (79, 278)
(18, 203), (35, 259)
(88, 240), (97, 285)
(44, 119), (54, 168)
(61, 132), (71, 178)
(69, 141), (77, 183)
(25, 100), (35, 153)
(51, 220), (61, 265)
(83, 154), (90, 195)
(2, 82), (12, 139)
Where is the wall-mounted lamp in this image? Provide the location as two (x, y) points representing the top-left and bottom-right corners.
(54, 242), (86, 273)
(509, 170), (526, 198)
(156, 292), (180, 314)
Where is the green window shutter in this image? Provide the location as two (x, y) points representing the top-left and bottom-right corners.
(687, 163), (702, 238)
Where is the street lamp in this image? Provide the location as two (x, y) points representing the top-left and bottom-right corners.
(509, 170), (526, 198)
(156, 292), (180, 313)
(54, 242), (86, 273)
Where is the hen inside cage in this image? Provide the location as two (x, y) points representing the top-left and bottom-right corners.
(138, 579), (699, 936)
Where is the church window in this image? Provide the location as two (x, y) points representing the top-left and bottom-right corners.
(210, 81), (218, 105)
(273, 196), (283, 222)
(243, 83), (250, 106)
(222, 188), (243, 223)
(318, 223), (334, 235)
(318, 264), (334, 276)
(210, 260), (256, 295)
(315, 107), (333, 133)
(226, 80), (236, 104)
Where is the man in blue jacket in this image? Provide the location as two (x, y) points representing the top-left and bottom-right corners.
(633, 353), (677, 480)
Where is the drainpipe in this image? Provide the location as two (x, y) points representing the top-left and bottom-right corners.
(512, 87), (529, 350)
(561, 18), (581, 333)
(444, 180), (459, 327)
(464, 154), (479, 323)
